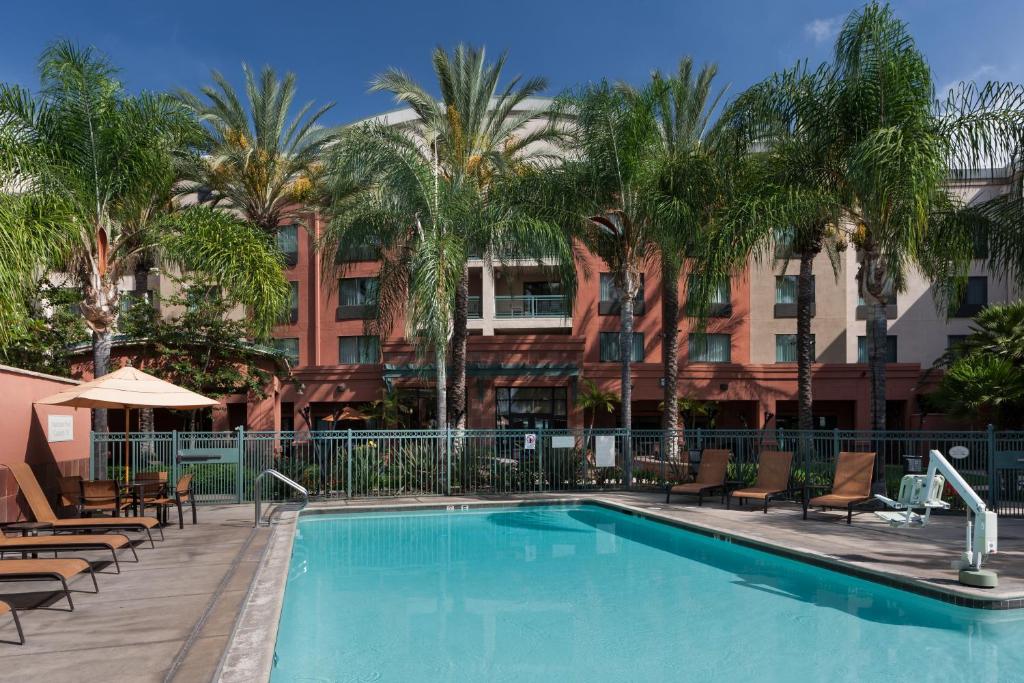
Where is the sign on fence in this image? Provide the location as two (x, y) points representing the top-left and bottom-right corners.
(551, 435), (575, 449)
(524, 433), (537, 450)
(595, 435), (616, 467)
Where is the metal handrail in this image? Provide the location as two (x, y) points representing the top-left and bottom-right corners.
(254, 469), (309, 527)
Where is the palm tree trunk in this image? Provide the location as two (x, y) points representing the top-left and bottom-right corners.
(661, 264), (680, 463)
(435, 344), (448, 429)
(620, 274), (635, 488)
(796, 250), (816, 431)
(92, 329), (112, 435)
(449, 269), (468, 430)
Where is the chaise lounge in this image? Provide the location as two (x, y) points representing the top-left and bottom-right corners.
(802, 451), (876, 525)
(0, 533), (138, 573)
(727, 450), (795, 513)
(665, 449), (730, 505)
(0, 558), (98, 611)
(2, 463), (163, 547)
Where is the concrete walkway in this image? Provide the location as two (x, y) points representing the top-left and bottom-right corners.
(0, 505), (269, 683)
(3, 492), (1023, 682)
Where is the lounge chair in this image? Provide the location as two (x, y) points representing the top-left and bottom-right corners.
(148, 474), (196, 529)
(665, 449), (730, 505)
(802, 451), (876, 525)
(727, 451), (795, 513)
(57, 475), (83, 516)
(0, 600), (24, 645)
(2, 463), (162, 547)
(0, 533), (138, 573)
(0, 558), (98, 611)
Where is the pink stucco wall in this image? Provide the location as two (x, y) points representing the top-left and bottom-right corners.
(0, 365), (91, 523)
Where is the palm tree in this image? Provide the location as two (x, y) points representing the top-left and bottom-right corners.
(365, 388), (414, 428)
(638, 57), (735, 458)
(0, 42), (290, 433)
(368, 45), (569, 429)
(828, 3), (1024, 435)
(717, 63), (848, 433)
(321, 121), (475, 427)
(575, 378), (620, 453)
(176, 64), (341, 235)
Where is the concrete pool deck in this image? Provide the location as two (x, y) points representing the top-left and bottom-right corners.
(3, 493), (1024, 682)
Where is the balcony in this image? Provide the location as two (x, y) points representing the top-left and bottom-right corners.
(495, 295), (569, 318)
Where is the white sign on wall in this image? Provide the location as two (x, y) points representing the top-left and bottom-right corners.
(595, 435), (616, 467)
(47, 414), (74, 443)
(551, 435), (576, 449)
(524, 433), (537, 450)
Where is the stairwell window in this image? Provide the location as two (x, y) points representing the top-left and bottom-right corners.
(337, 277), (378, 319)
(599, 332), (644, 362)
(857, 336), (897, 363)
(272, 337), (300, 367)
(689, 333), (731, 363)
(338, 335), (380, 364)
(599, 273), (644, 315)
(276, 224), (299, 267)
(952, 277), (987, 318)
(686, 275), (731, 317)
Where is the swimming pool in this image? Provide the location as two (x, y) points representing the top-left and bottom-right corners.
(272, 504), (1024, 682)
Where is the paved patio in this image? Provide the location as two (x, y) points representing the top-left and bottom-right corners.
(2, 492), (1023, 682)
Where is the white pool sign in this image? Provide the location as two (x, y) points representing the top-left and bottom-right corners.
(524, 433), (537, 450)
(595, 435), (616, 467)
(948, 445), (970, 460)
(551, 435), (576, 449)
(47, 414), (73, 442)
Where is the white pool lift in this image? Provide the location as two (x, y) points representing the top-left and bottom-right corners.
(874, 449), (998, 588)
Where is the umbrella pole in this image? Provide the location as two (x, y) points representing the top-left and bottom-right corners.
(124, 406), (130, 485)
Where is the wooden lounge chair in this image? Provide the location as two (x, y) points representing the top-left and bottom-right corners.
(0, 533), (138, 573)
(57, 475), (83, 516)
(0, 600), (24, 645)
(727, 451), (795, 513)
(665, 449), (730, 505)
(148, 474), (196, 529)
(0, 558), (98, 611)
(802, 451), (876, 525)
(2, 463), (162, 547)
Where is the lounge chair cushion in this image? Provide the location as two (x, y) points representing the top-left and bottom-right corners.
(0, 558), (90, 580)
(51, 517), (159, 530)
(731, 487), (784, 500)
(669, 481), (721, 494)
(809, 493), (871, 507)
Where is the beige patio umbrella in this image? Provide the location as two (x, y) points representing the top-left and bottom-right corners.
(36, 366), (218, 483)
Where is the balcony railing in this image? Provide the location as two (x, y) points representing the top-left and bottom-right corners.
(468, 296), (482, 319)
(494, 295), (570, 319)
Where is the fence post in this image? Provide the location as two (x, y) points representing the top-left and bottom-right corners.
(660, 429), (667, 487)
(832, 428), (840, 460)
(235, 426), (244, 503)
(987, 423), (998, 511)
(171, 430), (179, 489)
(88, 433), (96, 480)
(446, 428), (453, 496)
(537, 427), (545, 493)
(346, 428), (353, 499)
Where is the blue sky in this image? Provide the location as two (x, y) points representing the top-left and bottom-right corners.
(1, 1), (1021, 125)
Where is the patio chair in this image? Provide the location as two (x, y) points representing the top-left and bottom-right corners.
(0, 601), (24, 645)
(664, 449), (730, 506)
(802, 451), (876, 525)
(1, 463), (162, 547)
(0, 558), (98, 611)
(80, 480), (133, 518)
(0, 533), (138, 574)
(57, 475), (83, 516)
(132, 471), (169, 516)
(727, 451), (795, 513)
(148, 474), (196, 529)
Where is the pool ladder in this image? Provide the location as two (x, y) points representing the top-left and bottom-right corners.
(254, 469), (310, 527)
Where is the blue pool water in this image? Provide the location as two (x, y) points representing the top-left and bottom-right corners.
(272, 504), (1024, 682)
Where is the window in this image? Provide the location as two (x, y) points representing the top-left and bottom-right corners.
(599, 332), (644, 362)
(775, 334), (815, 363)
(523, 281), (562, 296)
(495, 387), (568, 430)
(338, 335), (380, 364)
(279, 282), (299, 324)
(947, 335), (968, 359)
(775, 275), (813, 318)
(689, 333), (731, 363)
(774, 226), (795, 258)
(276, 224), (299, 267)
(186, 285), (220, 311)
(857, 336), (897, 363)
(686, 275), (731, 317)
(972, 227), (988, 260)
(857, 280), (896, 306)
(337, 277), (378, 319)
(336, 234), (381, 262)
(272, 337), (300, 367)
(599, 273), (645, 315)
(953, 277), (987, 317)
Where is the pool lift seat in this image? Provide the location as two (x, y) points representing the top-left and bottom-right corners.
(874, 449), (998, 589)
